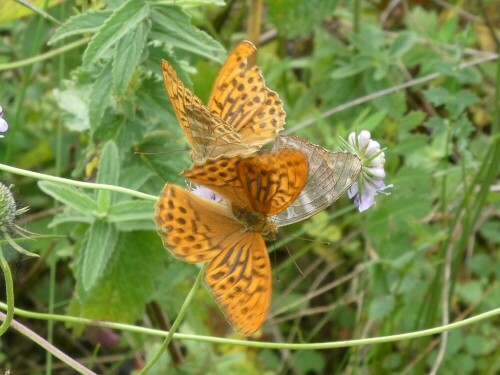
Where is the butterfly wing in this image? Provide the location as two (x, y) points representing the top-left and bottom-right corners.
(182, 150), (309, 216)
(162, 60), (256, 163)
(207, 41), (285, 148)
(237, 149), (309, 216)
(154, 184), (271, 336)
(154, 184), (240, 263)
(205, 231), (271, 336)
(271, 135), (362, 226)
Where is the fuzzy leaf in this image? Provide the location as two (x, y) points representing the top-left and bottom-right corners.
(38, 181), (97, 214)
(112, 20), (151, 96)
(48, 10), (113, 45)
(81, 220), (118, 292)
(107, 200), (154, 223)
(89, 61), (113, 130)
(78, 231), (166, 322)
(82, 0), (150, 69)
(150, 5), (225, 63)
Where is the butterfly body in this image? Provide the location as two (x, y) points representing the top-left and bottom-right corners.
(232, 205), (277, 235)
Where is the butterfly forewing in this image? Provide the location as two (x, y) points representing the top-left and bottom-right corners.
(208, 41), (285, 149)
(205, 231), (271, 336)
(271, 135), (362, 226)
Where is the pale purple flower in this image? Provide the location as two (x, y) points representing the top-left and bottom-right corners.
(344, 130), (392, 212)
(191, 184), (224, 202)
(0, 105), (8, 138)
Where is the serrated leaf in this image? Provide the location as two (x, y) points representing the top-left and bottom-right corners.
(107, 200), (154, 223)
(79, 231), (166, 322)
(38, 181), (97, 214)
(89, 61), (113, 129)
(97, 140), (120, 185)
(81, 220), (118, 292)
(150, 5), (225, 63)
(82, 0), (150, 69)
(389, 31), (417, 57)
(48, 10), (113, 45)
(424, 87), (449, 106)
(113, 20), (151, 96)
(331, 56), (372, 79)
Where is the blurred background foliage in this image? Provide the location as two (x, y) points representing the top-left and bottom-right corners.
(0, 0), (499, 373)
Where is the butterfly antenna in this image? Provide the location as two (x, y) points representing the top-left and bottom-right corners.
(287, 234), (330, 246)
(284, 242), (304, 278)
(133, 147), (190, 156)
(272, 242), (280, 283)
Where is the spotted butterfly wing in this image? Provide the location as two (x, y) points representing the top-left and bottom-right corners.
(271, 135), (362, 226)
(154, 184), (271, 335)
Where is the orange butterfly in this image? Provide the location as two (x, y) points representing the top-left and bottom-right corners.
(162, 41), (285, 164)
(271, 135), (362, 226)
(154, 150), (308, 335)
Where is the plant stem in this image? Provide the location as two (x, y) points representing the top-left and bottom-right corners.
(0, 245), (14, 335)
(139, 265), (206, 373)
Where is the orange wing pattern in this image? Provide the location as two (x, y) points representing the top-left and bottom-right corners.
(154, 184), (272, 336)
(208, 41), (285, 147)
(182, 150), (309, 216)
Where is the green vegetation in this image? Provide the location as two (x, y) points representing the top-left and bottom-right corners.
(0, 0), (499, 373)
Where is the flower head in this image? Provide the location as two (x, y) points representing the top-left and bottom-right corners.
(342, 130), (392, 212)
(0, 182), (38, 257)
(190, 184), (224, 202)
(0, 105), (8, 138)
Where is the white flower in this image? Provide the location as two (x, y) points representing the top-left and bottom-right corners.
(191, 184), (224, 202)
(0, 105), (7, 138)
(344, 130), (392, 212)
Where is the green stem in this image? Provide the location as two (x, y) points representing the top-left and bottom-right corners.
(0, 245), (14, 335)
(1, 299), (499, 350)
(0, 38), (90, 72)
(139, 265), (206, 374)
(0, 163), (157, 202)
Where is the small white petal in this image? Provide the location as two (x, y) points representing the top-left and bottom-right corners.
(191, 185), (223, 202)
(0, 118), (8, 132)
(348, 132), (357, 145)
(370, 154), (385, 168)
(358, 130), (371, 150)
(348, 182), (359, 198)
(0, 105), (3, 117)
(369, 167), (386, 179)
(365, 140), (381, 156)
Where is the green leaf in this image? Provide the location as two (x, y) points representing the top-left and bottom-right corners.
(150, 5), (225, 63)
(97, 140), (120, 186)
(107, 200), (154, 223)
(81, 220), (118, 292)
(424, 87), (449, 106)
(331, 56), (372, 79)
(48, 208), (94, 227)
(96, 140), (120, 212)
(82, 0), (150, 69)
(79, 231), (166, 322)
(38, 181), (97, 214)
(293, 350), (325, 375)
(89, 61), (113, 130)
(53, 86), (91, 132)
(449, 89), (479, 115)
(464, 334), (497, 356)
(456, 281), (483, 305)
(467, 253), (494, 278)
(389, 31), (417, 57)
(369, 295), (395, 319)
(112, 19), (151, 96)
(48, 10), (113, 45)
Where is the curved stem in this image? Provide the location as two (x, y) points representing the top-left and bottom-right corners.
(0, 163), (157, 202)
(0, 38), (90, 71)
(0, 245), (14, 335)
(139, 265), (206, 373)
(1, 300), (499, 350)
